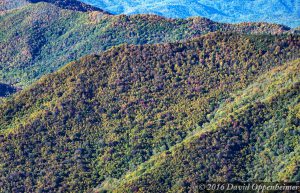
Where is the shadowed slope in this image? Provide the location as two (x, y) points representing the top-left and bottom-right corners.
(0, 83), (18, 97)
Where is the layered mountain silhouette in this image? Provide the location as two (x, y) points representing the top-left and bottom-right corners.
(80, 0), (300, 27)
(0, 0), (292, 87)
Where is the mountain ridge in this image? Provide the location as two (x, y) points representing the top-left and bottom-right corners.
(0, 0), (109, 13)
(0, 32), (299, 192)
(27, 0), (109, 12)
(0, 1), (293, 89)
(80, 0), (300, 28)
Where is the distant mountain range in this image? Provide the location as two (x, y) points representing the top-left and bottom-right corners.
(0, 0), (292, 87)
(79, 0), (300, 27)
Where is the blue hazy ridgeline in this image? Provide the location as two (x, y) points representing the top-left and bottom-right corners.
(79, 0), (300, 27)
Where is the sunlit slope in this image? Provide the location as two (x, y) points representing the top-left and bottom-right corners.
(0, 33), (299, 192)
(110, 59), (300, 193)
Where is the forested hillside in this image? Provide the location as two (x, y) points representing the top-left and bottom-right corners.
(0, 32), (299, 192)
(110, 59), (300, 193)
(28, 0), (109, 12)
(0, 0), (106, 12)
(0, 0), (29, 11)
(0, 0), (292, 87)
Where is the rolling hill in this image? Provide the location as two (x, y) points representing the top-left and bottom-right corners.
(0, 0), (293, 88)
(0, 32), (299, 192)
(80, 0), (300, 28)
